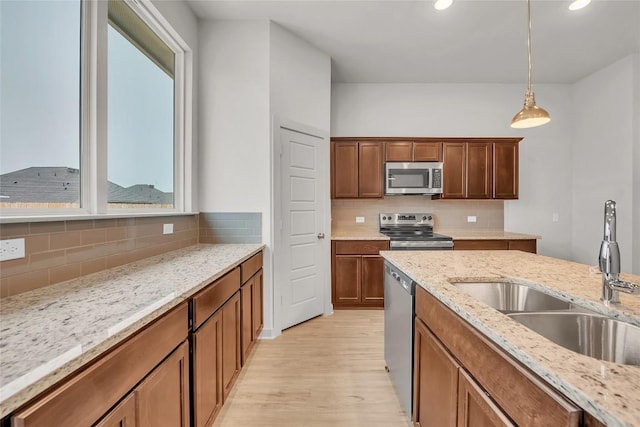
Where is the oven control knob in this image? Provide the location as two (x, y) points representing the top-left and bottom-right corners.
(382, 216), (387, 220)
(422, 216), (427, 221)
(428, 215), (433, 221)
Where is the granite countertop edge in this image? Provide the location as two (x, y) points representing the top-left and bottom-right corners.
(0, 243), (265, 418)
(330, 229), (540, 241)
(380, 250), (640, 427)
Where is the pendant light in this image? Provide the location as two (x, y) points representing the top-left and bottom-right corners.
(511, 0), (551, 129)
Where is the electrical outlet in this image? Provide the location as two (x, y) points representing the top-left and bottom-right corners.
(163, 223), (174, 234)
(467, 216), (477, 223)
(355, 216), (365, 224)
(1, 238), (25, 261)
(552, 213), (559, 222)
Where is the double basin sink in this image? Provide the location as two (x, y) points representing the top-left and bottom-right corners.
(451, 281), (640, 366)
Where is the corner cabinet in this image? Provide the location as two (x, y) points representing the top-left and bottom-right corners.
(414, 286), (583, 427)
(331, 240), (389, 308)
(441, 138), (521, 200)
(331, 139), (384, 199)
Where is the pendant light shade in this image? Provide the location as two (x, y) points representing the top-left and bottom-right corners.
(511, 0), (550, 129)
(511, 92), (551, 128)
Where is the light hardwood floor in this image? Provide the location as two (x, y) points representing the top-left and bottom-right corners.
(214, 310), (411, 427)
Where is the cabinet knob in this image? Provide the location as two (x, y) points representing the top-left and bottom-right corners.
(317, 233), (325, 239)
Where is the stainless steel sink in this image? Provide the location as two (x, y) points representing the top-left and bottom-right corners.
(508, 312), (640, 366)
(451, 281), (572, 313)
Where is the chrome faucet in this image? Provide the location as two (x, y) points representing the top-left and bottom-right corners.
(598, 200), (640, 304)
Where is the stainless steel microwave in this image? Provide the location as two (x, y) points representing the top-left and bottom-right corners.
(385, 162), (443, 195)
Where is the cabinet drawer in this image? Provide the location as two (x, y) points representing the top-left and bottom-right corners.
(415, 287), (581, 427)
(454, 240), (508, 250)
(241, 251), (263, 284)
(193, 268), (241, 330)
(334, 240), (389, 255)
(12, 303), (188, 427)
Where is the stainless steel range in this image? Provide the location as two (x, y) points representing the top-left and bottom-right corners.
(379, 213), (453, 250)
(381, 213), (452, 420)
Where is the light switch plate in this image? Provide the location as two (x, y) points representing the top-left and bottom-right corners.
(355, 216), (365, 223)
(1, 238), (26, 261)
(163, 223), (174, 234)
(552, 213), (559, 222)
(467, 216), (477, 223)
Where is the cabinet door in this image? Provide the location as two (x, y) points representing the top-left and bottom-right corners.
(253, 269), (264, 339)
(386, 141), (413, 161)
(95, 393), (137, 427)
(241, 277), (255, 365)
(137, 341), (189, 427)
(454, 240), (509, 251)
(466, 142), (493, 199)
(493, 142), (519, 199)
(414, 318), (459, 427)
(193, 311), (223, 427)
(458, 369), (515, 427)
(333, 255), (362, 304)
(442, 142), (466, 199)
(222, 292), (241, 400)
(413, 142), (442, 161)
(333, 141), (359, 198)
(361, 255), (384, 306)
(358, 142), (384, 198)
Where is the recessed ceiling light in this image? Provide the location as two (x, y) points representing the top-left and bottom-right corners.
(434, 0), (453, 11)
(568, 0), (591, 11)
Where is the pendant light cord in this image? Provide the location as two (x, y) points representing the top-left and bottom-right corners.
(527, 0), (532, 94)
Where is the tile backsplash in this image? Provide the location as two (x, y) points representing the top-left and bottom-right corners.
(332, 198), (504, 232)
(199, 212), (262, 244)
(0, 215), (198, 298)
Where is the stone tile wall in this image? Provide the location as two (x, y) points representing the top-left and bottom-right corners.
(199, 212), (262, 244)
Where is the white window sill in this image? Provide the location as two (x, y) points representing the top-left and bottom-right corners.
(0, 211), (199, 224)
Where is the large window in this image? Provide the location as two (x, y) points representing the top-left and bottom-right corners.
(0, 0), (190, 216)
(0, 0), (82, 209)
(108, 0), (175, 209)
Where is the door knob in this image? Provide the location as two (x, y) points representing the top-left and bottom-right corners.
(317, 233), (325, 239)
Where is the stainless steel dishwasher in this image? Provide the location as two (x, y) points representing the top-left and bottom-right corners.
(383, 261), (415, 421)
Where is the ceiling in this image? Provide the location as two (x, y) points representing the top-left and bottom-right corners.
(186, 0), (640, 84)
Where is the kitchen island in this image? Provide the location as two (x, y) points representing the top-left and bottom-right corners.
(381, 250), (640, 427)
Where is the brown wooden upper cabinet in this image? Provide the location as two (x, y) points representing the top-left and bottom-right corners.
(331, 140), (384, 198)
(441, 139), (521, 200)
(386, 141), (442, 162)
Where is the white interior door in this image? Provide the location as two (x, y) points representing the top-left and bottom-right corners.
(279, 127), (326, 330)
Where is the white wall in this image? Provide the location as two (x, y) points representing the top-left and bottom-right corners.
(269, 23), (331, 131)
(151, 0), (200, 210)
(331, 83), (574, 258)
(571, 55), (637, 273)
(198, 20), (332, 337)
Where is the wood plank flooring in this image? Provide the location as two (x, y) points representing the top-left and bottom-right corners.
(213, 310), (411, 426)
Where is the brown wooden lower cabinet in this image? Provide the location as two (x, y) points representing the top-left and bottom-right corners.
(193, 310), (223, 427)
(454, 239), (537, 254)
(95, 392), (137, 427)
(331, 240), (389, 308)
(241, 269), (264, 365)
(457, 370), (515, 427)
(222, 292), (242, 401)
(414, 286), (583, 427)
(136, 340), (190, 427)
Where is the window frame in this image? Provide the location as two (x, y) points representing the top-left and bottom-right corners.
(0, 0), (193, 221)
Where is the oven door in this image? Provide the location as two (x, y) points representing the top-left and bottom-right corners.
(385, 162), (442, 195)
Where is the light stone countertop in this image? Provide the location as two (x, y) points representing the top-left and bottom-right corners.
(0, 243), (264, 418)
(381, 250), (640, 427)
(441, 230), (541, 240)
(331, 229), (390, 240)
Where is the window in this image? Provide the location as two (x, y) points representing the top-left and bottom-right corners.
(0, 0), (191, 217)
(107, 0), (175, 209)
(0, 0), (82, 209)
